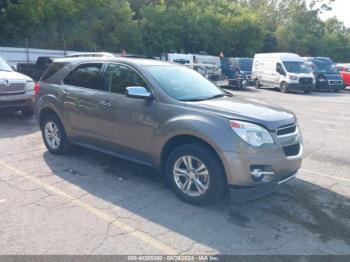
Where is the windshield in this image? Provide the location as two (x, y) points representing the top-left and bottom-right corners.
(0, 57), (13, 72)
(312, 59), (338, 74)
(237, 58), (253, 71)
(146, 65), (226, 101)
(283, 61), (310, 74)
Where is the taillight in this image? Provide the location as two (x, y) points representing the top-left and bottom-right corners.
(34, 82), (40, 95)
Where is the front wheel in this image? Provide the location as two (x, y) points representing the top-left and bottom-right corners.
(280, 82), (288, 93)
(255, 79), (261, 89)
(165, 144), (226, 205)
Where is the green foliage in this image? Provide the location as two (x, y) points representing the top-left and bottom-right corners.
(0, 0), (349, 61)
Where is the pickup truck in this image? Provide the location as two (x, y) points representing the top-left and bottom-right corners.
(17, 56), (53, 81)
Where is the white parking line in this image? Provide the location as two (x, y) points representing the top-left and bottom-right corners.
(301, 168), (350, 183)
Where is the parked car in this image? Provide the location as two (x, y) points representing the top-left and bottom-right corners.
(336, 63), (350, 87)
(303, 57), (344, 92)
(161, 53), (229, 87)
(0, 57), (38, 116)
(36, 57), (303, 205)
(193, 54), (229, 87)
(17, 56), (53, 81)
(252, 53), (315, 93)
(221, 57), (253, 88)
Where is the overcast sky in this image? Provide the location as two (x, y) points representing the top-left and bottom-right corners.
(318, 0), (350, 27)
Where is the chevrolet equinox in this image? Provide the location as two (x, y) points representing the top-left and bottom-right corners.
(36, 57), (303, 205)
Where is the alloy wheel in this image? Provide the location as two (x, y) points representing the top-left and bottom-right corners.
(44, 121), (61, 150)
(173, 155), (210, 197)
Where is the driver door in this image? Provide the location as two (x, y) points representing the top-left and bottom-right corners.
(98, 63), (157, 162)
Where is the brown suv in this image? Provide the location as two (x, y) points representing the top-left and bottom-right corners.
(36, 57), (303, 205)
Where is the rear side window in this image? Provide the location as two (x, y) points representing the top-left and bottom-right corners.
(64, 63), (104, 91)
(41, 62), (67, 81)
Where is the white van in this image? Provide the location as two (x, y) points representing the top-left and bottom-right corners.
(252, 53), (315, 93)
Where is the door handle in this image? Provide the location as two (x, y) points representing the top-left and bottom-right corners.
(99, 100), (112, 108)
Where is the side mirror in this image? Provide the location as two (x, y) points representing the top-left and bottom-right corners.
(126, 86), (153, 100)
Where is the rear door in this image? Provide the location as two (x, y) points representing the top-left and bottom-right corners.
(61, 62), (109, 144)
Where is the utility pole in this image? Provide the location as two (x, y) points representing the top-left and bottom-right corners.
(25, 37), (30, 64)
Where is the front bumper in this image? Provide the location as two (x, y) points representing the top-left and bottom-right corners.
(287, 83), (314, 92)
(229, 76), (254, 88)
(0, 92), (35, 112)
(316, 81), (344, 91)
(219, 123), (303, 188)
(220, 145), (302, 187)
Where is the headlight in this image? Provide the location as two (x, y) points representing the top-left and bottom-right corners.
(229, 120), (274, 147)
(318, 77), (327, 82)
(26, 81), (35, 91)
(289, 75), (298, 80)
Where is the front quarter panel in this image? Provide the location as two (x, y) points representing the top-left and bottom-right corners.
(153, 103), (244, 165)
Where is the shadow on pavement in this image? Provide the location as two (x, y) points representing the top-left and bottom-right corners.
(0, 112), (38, 138)
(43, 147), (350, 254)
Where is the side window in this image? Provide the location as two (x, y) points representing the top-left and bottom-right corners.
(64, 63), (104, 91)
(104, 64), (147, 95)
(276, 63), (285, 75)
(41, 62), (67, 81)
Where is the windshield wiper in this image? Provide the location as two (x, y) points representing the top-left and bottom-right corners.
(179, 98), (208, 102)
(180, 92), (232, 102)
(206, 93), (231, 100)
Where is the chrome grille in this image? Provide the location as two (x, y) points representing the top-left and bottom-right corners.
(276, 124), (302, 158)
(276, 124), (296, 136)
(299, 77), (313, 84)
(0, 80), (26, 94)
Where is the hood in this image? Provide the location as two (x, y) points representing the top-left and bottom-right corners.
(318, 73), (342, 80)
(185, 96), (296, 130)
(0, 70), (33, 81)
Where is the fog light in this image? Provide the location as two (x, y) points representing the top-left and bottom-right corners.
(251, 169), (265, 181)
(250, 166), (275, 182)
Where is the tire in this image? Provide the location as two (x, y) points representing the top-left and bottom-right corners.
(255, 79), (261, 89)
(21, 109), (34, 117)
(280, 82), (288, 93)
(41, 114), (71, 155)
(165, 144), (226, 205)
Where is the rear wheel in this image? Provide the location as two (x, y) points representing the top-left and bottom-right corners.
(165, 144), (226, 205)
(41, 114), (71, 155)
